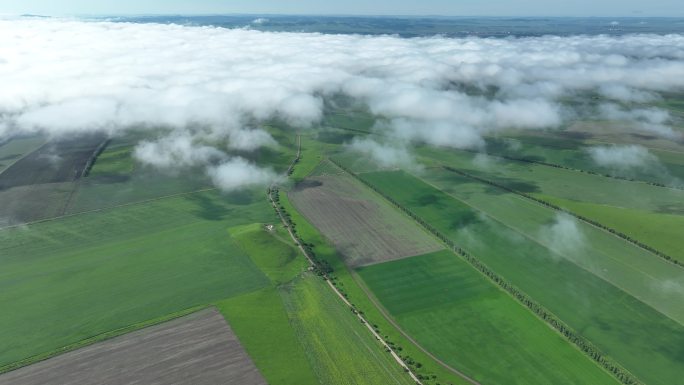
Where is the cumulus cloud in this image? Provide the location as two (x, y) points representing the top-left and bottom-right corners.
(0, 18), (684, 189)
(347, 138), (418, 169)
(587, 145), (660, 172)
(133, 133), (224, 169)
(207, 158), (279, 191)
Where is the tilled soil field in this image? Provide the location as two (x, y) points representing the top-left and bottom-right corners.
(0, 308), (267, 385)
(289, 174), (442, 267)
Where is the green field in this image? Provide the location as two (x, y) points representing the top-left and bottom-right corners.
(481, 132), (684, 185)
(0, 189), (272, 367)
(418, 167), (684, 323)
(415, 146), (684, 261)
(217, 224), (318, 385)
(281, 274), (415, 385)
(218, 218), (415, 385)
(357, 169), (684, 385)
(539, 194), (684, 261)
(279, 180), (474, 385)
(358, 250), (620, 385)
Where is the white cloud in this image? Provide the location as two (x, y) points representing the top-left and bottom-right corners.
(347, 137), (418, 169)
(587, 144), (659, 172)
(134, 133), (224, 169)
(0, 19), (683, 189)
(207, 158), (279, 191)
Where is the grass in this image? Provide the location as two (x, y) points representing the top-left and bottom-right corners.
(357, 250), (621, 385)
(358, 169), (684, 385)
(0, 189), (272, 368)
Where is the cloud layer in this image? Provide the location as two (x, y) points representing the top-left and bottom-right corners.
(1, 18), (683, 189)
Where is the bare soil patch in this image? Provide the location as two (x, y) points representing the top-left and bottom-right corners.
(0, 134), (106, 190)
(289, 174), (442, 267)
(0, 308), (267, 385)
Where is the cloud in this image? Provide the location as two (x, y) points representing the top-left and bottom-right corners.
(347, 137), (418, 169)
(598, 104), (680, 139)
(538, 212), (586, 260)
(587, 144), (660, 172)
(0, 19), (683, 189)
(207, 158), (279, 191)
(133, 133), (225, 169)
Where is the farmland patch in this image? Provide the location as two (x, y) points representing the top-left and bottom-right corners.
(0, 308), (266, 385)
(288, 172), (441, 267)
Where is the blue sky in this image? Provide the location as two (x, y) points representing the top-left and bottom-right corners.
(1, 0), (682, 17)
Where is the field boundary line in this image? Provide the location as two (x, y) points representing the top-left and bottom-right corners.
(0, 304), (211, 375)
(330, 158), (643, 385)
(440, 165), (682, 268)
(0, 187), (217, 231)
(0, 138), (49, 179)
(412, 170), (684, 327)
(349, 269), (482, 385)
(451, 146), (684, 191)
(268, 135), (424, 385)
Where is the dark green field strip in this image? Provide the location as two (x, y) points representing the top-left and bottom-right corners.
(354, 170), (684, 385)
(357, 251), (620, 385)
(0, 189), (272, 368)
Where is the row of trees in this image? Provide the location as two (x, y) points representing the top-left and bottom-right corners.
(268, 184), (437, 384)
(81, 139), (112, 178)
(329, 159), (642, 385)
(441, 165), (681, 267)
(461, 148), (683, 191)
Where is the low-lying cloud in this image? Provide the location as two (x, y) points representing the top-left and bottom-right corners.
(587, 144), (660, 172)
(538, 212), (586, 261)
(0, 18), (683, 190)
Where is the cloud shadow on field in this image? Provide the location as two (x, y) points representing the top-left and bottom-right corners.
(185, 193), (234, 221)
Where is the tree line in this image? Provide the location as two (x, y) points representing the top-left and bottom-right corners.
(460, 148), (684, 191)
(329, 158), (643, 385)
(441, 165), (681, 267)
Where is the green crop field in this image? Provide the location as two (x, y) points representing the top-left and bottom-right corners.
(418, 167), (684, 323)
(0, 189), (272, 368)
(281, 274), (415, 385)
(219, 222), (415, 385)
(538, 194), (684, 261)
(357, 250), (620, 385)
(414, 146), (684, 261)
(278, 175), (474, 385)
(357, 170), (684, 385)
